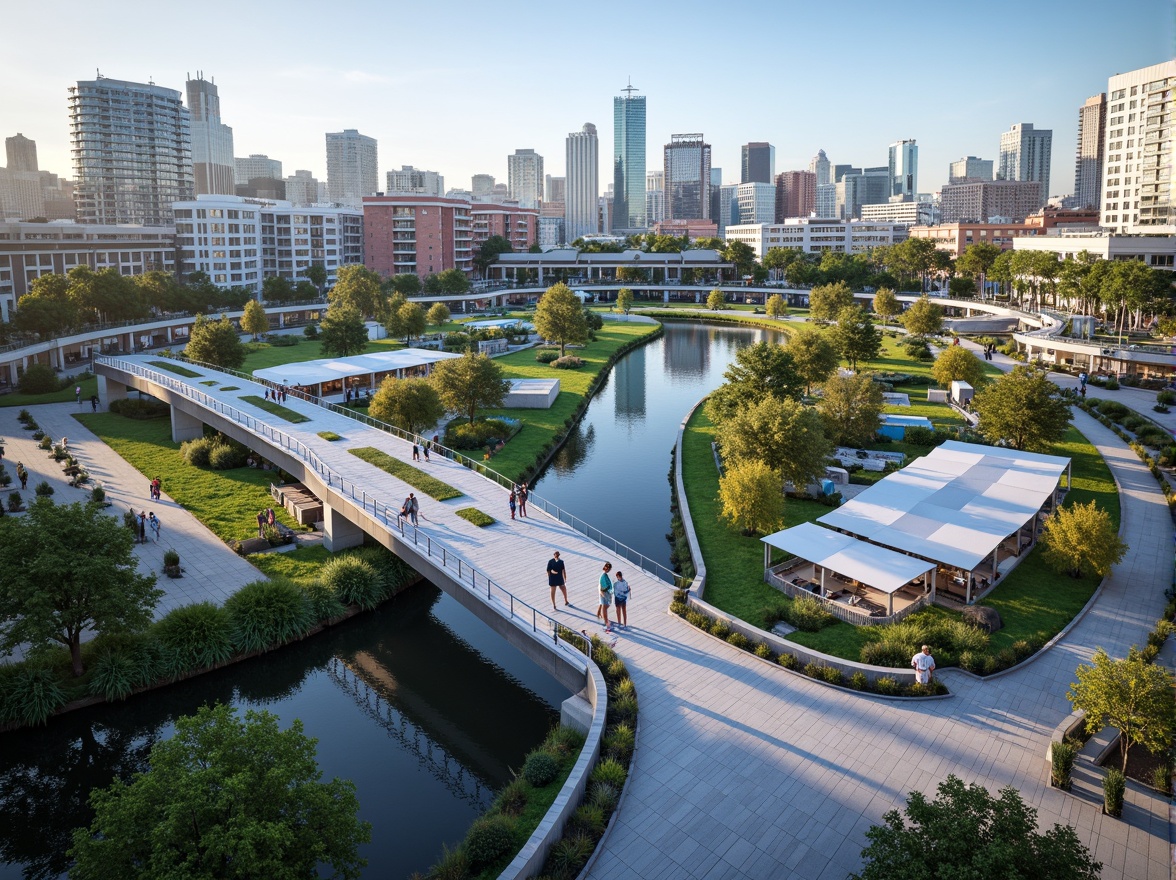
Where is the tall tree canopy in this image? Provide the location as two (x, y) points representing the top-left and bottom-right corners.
(318, 303), (369, 358)
(973, 365), (1071, 451)
(185, 313), (245, 369)
(533, 282), (588, 356)
(369, 376), (445, 435)
(716, 396), (830, 490)
(808, 281), (855, 324)
(901, 295), (944, 337)
(818, 373), (884, 448)
(784, 325), (841, 395)
(931, 346), (988, 389)
(705, 341), (803, 424)
(329, 265), (385, 318)
(832, 304), (881, 370)
(429, 351), (509, 423)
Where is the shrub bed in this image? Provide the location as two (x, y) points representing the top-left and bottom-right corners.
(148, 359), (202, 378)
(445, 418), (514, 450)
(108, 398), (170, 419)
(239, 394), (310, 424)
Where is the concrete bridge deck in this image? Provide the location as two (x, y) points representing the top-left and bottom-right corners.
(93, 355), (1172, 879)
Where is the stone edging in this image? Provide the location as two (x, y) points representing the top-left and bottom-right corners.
(501, 659), (608, 879)
(674, 396), (709, 596)
(573, 715), (641, 880)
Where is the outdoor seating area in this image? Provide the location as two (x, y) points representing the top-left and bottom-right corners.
(251, 348), (461, 401)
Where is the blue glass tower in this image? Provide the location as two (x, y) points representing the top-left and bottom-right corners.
(612, 82), (646, 232)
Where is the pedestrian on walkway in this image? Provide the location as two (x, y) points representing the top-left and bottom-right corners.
(508, 488), (517, 520)
(613, 571), (631, 629)
(90, 394), (99, 412)
(911, 645), (936, 684)
(400, 493), (419, 526)
(517, 482), (528, 518)
(256, 510), (267, 538)
(423, 442), (430, 462)
(75, 385), (82, 404)
(148, 512), (160, 542)
(138, 511), (147, 545)
(596, 562), (614, 632)
(412, 443), (420, 461)
(17, 464), (27, 490)
(547, 550), (569, 609)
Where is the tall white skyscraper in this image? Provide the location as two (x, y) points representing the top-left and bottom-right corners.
(507, 149), (544, 208)
(999, 123), (1052, 208)
(186, 73), (235, 195)
(1101, 60), (1175, 233)
(645, 169), (665, 225)
(235, 154), (282, 184)
(888, 139), (918, 199)
(326, 129), (378, 207)
(1074, 94), (1106, 210)
(948, 156), (993, 182)
(565, 124), (598, 242)
(284, 170), (320, 206)
(69, 77), (193, 225)
(471, 174), (495, 197)
(385, 165), (444, 195)
(809, 149), (831, 187)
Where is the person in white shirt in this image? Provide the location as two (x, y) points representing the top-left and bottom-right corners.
(911, 645), (936, 684)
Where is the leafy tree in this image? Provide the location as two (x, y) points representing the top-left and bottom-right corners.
(304, 263), (328, 296)
(705, 341), (803, 423)
(723, 240), (759, 278)
(765, 293), (787, 319)
(785, 256), (820, 288)
(383, 292), (408, 340)
(67, 266), (145, 323)
(808, 281), (854, 323)
(851, 774), (1101, 880)
(14, 274), (78, 336)
(871, 288), (900, 326)
(426, 302), (451, 327)
(763, 247), (798, 278)
(615, 265), (646, 283)
(387, 273), (422, 297)
(818, 373), (883, 447)
(262, 275), (293, 303)
(931, 346), (988, 389)
(186, 313), (245, 369)
(1069, 647), (1174, 774)
(369, 376), (445, 434)
(616, 288), (634, 315)
(68, 703), (371, 879)
(901, 295), (944, 337)
(1041, 500), (1128, 579)
(718, 459), (785, 537)
(533, 282), (588, 356)
(706, 288), (727, 311)
(240, 299), (268, 340)
(948, 276), (977, 298)
(318, 303), (369, 358)
(691, 236), (725, 251)
(717, 397), (830, 490)
(973, 366), (1071, 452)
(425, 268), (470, 296)
(397, 302), (427, 343)
(329, 265), (385, 318)
(0, 499), (161, 677)
(784, 325), (841, 395)
(832, 304), (881, 370)
(292, 279), (320, 303)
(956, 241), (1002, 299)
(884, 237), (940, 292)
(134, 270), (182, 313)
(473, 235), (513, 277)
(429, 351), (509, 423)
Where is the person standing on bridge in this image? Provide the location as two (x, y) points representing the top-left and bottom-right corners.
(613, 571), (630, 629)
(547, 550), (568, 610)
(517, 482), (529, 518)
(596, 562), (614, 633)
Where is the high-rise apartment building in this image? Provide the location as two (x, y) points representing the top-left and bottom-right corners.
(507, 149), (543, 208)
(1074, 94), (1107, 210)
(385, 166), (444, 196)
(810, 150), (831, 186)
(235, 155), (282, 184)
(364, 194), (472, 278)
(664, 134), (711, 221)
(888, 139), (918, 199)
(69, 77), (193, 225)
(775, 170), (816, 220)
(645, 169), (665, 226)
(741, 142), (775, 184)
(736, 182), (775, 225)
(326, 129), (378, 208)
(939, 179), (1042, 223)
(471, 174), (495, 197)
(815, 184), (837, 218)
(565, 123), (599, 243)
(613, 83), (646, 232)
(5, 134), (37, 172)
(186, 74), (235, 196)
(1101, 60), (1176, 233)
(999, 123), (1052, 208)
(545, 175), (566, 204)
(948, 156), (994, 183)
(284, 170), (320, 206)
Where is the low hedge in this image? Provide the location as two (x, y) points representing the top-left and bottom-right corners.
(445, 418), (513, 451)
(109, 398), (170, 419)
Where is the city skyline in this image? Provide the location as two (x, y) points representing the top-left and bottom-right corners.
(0, 0), (1168, 203)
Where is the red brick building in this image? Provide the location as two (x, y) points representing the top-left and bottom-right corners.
(471, 202), (538, 252)
(775, 170), (816, 220)
(363, 194), (473, 279)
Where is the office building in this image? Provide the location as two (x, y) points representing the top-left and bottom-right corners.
(1073, 94), (1107, 210)
(645, 169), (664, 226)
(471, 174), (495, 197)
(386, 166), (444, 196)
(326, 129), (378, 208)
(833, 164), (857, 183)
(565, 123), (599, 243)
(613, 83), (646, 232)
(810, 150), (831, 186)
(860, 199), (937, 226)
(1101, 60), (1176, 233)
(1012, 230), (1176, 268)
(835, 167), (889, 219)
(724, 219), (907, 258)
(651, 219), (718, 240)
(235, 154), (282, 184)
(776, 170), (816, 220)
(709, 168), (724, 231)
(715, 183), (739, 236)
(538, 216), (564, 249)
(888, 139), (918, 199)
(506, 149), (543, 208)
(815, 183), (837, 218)
(363, 193), (472, 279)
(949, 156), (994, 183)
(284, 170), (320, 206)
(741, 142), (775, 184)
(471, 202), (537, 253)
(736, 182), (775, 225)
(999, 123), (1052, 207)
(5, 134), (37, 172)
(664, 134), (711, 221)
(69, 77), (192, 225)
(910, 222), (1041, 257)
(939, 179), (1042, 223)
(186, 74), (235, 196)
(545, 175), (565, 204)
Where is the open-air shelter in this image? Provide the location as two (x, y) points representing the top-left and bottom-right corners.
(252, 348), (461, 400)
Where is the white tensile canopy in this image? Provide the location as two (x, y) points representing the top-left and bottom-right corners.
(252, 348), (460, 388)
(761, 522), (935, 595)
(817, 440), (1070, 572)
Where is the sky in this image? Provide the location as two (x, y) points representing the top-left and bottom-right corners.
(1, 0), (1171, 199)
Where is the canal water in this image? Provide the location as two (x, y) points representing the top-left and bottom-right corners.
(534, 321), (781, 568)
(0, 584), (566, 880)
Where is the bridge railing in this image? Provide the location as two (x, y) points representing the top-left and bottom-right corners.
(97, 356), (598, 664)
(153, 354), (685, 586)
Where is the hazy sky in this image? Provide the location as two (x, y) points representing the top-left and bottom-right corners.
(1, 0), (1171, 198)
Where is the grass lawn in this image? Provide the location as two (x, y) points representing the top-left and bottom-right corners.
(348, 446), (463, 500)
(456, 507), (495, 527)
(249, 544), (333, 582)
(0, 374), (99, 408)
(633, 310), (795, 333)
(148, 359), (202, 378)
(239, 395), (311, 424)
(74, 412), (299, 542)
(317, 431), (342, 441)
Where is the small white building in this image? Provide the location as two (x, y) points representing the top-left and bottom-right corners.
(724, 218), (908, 259)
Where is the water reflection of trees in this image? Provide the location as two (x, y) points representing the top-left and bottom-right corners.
(550, 423), (596, 475)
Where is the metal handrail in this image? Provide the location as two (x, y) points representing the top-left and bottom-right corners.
(98, 356), (604, 660)
(163, 354), (684, 585)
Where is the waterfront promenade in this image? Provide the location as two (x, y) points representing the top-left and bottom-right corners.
(83, 355), (1172, 879)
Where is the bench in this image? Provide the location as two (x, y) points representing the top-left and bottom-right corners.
(1077, 726), (1119, 766)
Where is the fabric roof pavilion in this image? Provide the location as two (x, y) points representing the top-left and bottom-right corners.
(252, 348), (461, 396)
(816, 440), (1070, 583)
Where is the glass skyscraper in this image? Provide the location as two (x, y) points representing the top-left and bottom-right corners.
(612, 84), (646, 232)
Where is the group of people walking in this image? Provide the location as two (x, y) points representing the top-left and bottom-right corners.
(133, 510), (161, 544)
(508, 482), (529, 519)
(546, 552), (632, 634)
(263, 386), (291, 403)
(255, 507), (276, 537)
